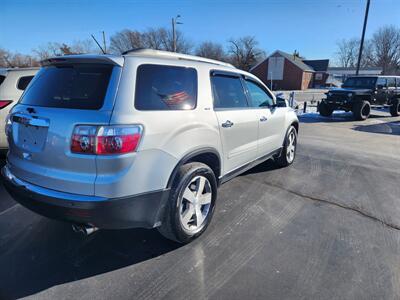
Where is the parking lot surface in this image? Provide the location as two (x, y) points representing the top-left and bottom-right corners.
(1, 109), (400, 300)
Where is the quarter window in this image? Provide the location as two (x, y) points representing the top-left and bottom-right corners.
(0, 75), (5, 86)
(245, 80), (274, 107)
(135, 64), (197, 110)
(17, 76), (34, 90)
(211, 75), (248, 109)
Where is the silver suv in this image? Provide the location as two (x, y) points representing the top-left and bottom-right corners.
(2, 49), (299, 243)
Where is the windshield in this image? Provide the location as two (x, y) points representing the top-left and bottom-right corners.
(20, 64), (113, 110)
(342, 77), (377, 89)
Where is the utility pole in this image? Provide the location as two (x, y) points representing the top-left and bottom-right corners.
(171, 15), (182, 52)
(356, 0), (370, 75)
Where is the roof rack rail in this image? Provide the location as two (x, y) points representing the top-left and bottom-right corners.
(122, 48), (235, 68)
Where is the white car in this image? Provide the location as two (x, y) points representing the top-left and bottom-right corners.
(0, 68), (39, 151)
(2, 50), (298, 243)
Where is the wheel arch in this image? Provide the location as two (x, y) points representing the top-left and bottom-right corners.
(166, 148), (222, 188)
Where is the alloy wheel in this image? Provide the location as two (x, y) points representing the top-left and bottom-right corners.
(179, 176), (212, 232)
(286, 130), (297, 163)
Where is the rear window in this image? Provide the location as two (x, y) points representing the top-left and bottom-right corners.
(20, 64), (113, 110)
(0, 75), (5, 86)
(135, 64), (197, 110)
(17, 76), (34, 90)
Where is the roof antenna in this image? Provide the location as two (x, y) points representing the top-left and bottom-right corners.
(91, 34), (106, 54)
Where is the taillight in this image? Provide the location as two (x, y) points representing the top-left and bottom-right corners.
(71, 125), (142, 155)
(0, 100), (12, 109)
(71, 126), (97, 154)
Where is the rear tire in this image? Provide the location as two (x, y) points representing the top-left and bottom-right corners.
(390, 98), (400, 117)
(319, 102), (333, 117)
(353, 101), (371, 120)
(275, 126), (297, 168)
(158, 162), (217, 244)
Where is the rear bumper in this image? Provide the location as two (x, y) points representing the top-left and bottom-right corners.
(1, 165), (170, 229)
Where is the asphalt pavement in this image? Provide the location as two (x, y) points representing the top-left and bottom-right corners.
(1, 109), (400, 300)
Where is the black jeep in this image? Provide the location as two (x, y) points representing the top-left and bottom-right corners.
(318, 76), (400, 120)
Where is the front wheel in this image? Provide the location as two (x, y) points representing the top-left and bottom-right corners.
(275, 126), (298, 168)
(390, 98), (400, 117)
(158, 162), (217, 243)
(319, 101), (333, 117)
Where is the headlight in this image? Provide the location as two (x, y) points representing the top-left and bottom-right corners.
(347, 93), (353, 98)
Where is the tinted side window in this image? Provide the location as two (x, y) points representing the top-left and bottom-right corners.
(387, 77), (396, 88)
(211, 75), (248, 109)
(17, 76), (34, 90)
(377, 77), (387, 87)
(0, 75), (5, 86)
(245, 80), (274, 107)
(135, 64), (197, 110)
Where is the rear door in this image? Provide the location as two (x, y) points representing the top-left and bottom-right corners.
(211, 71), (259, 173)
(387, 77), (396, 101)
(243, 78), (286, 156)
(376, 77), (388, 104)
(7, 62), (121, 195)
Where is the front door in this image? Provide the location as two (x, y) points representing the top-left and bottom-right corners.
(243, 78), (286, 156)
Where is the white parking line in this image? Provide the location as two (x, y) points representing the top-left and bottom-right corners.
(0, 204), (19, 216)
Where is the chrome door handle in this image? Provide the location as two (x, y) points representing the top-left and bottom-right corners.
(222, 120), (234, 128)
(260, 116), (268, 122)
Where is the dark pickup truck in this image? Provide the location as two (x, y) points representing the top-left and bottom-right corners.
(318, 76), (400, 120)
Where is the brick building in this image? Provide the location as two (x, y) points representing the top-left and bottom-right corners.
(250, 50), (329, 90)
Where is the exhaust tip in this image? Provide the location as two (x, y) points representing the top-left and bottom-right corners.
(72, 224), (99, 236)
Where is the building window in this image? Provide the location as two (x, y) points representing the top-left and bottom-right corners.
(315, 73), (323, 80)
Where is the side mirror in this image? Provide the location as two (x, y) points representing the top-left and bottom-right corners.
(377, 84), (385, 90)
(275, 96), (287, 107)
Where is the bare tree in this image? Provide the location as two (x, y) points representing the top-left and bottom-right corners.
(0, 48), (12, 67)
(195, 41), (227, 61)
(335, 38), (375, 68)
(33, 42), (63, 60)
(142, 27), (167, 50)
(0, 47), (39, 67)
(159, 29), (193, 54)
(70, 39), (99, 54)
(109, 29), (145, 54)
(109, 27), (193, 54)
(371, 25), (400, 74)
(335, 38), (360, 68)
(228, 36), (265, 71)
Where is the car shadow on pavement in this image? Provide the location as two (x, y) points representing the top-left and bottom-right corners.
(241, 158), (280, 176)
(299, 110), (393, 124)
(353, 120), (400, 136)
(0, 217), (180, 299)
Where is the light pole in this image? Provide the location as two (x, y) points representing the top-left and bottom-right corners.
(356, 0), (370, 75)
(172, 15), (183, 52)
(270, 71), (273, 90)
